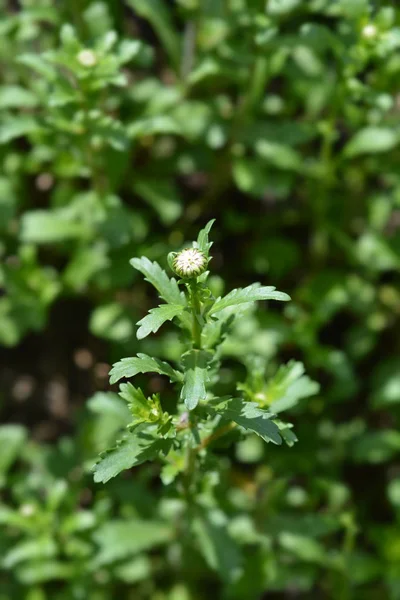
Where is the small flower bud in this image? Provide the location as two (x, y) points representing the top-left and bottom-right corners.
(171, 248), (207, 279)
(77, 49), (97, 67)
(362, 24), (377, 39)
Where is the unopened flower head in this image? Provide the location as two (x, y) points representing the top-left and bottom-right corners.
(77, 49), (97, 67)
(172, 248), (207, 278)
(362, 24), (377, 39)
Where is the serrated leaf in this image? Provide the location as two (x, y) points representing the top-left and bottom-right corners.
(195, 219), (215, 255)
(266, 361), (320, 413)
(136, 304), (185, 339)
(93, 429), (172, 483)
(118, 383), (150, 425)
(181, 350), (212, 410)
(93, 519), (173, 566)
(210, 283), (290, 315)
(211, 398), (282, 445)
(130, 256), (185, 305)
(110, 353), (182, 385)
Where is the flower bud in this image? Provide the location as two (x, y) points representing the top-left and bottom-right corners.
(77, 49), (97, 67)
(171, 248), (207, 279)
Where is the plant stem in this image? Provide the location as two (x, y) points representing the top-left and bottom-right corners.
(189, 280), (202, 349)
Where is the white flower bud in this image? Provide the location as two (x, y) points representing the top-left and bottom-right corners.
(172, 248), (207, 279)
(362, 24), (377, 39)
(77, 49), (97, 67)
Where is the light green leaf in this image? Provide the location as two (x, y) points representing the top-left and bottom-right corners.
(193, 509), (242, 583)
(181, 350), (212, 410)
(211, 398), (282, 445)
(20, 210), (90, 243)
(118, 383), (150, 425)
(128, 115), (181, 138)
(3, 537), (57, 569)
(110, 353), (182, 384)
(344, 127), (399, 157)
(195, 219), (216, 255)
(267, 0), (301, 15)
(93, 429), (172, 483)
(110, 353), (182, 385)
(210, 283), (290, 315)
(256, 140), (302, 170)
(130, 257), (186, 305)
(94, 518), (172, 565)
(266, 361), (320, 413)
(136, 304), (185, 339)
(0, 115), (41, 144)
(0, 86), (38, 109)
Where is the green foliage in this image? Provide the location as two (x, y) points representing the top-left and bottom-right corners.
(1, 0), (400, 598)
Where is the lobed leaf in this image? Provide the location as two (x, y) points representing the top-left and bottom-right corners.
(210, 283), (290, 315)
(211, 398), (282, 445)
(130, 256), (186, 305)
(93, 428), (172, 483)
(136, 304), (185, 339)
(267, 360), (320, 413)
(195, 219), (216, 255)
(110, 353), (182, 385)
(180, 350), (212, 410)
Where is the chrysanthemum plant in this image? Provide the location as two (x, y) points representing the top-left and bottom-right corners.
(93, 220), (295, 489)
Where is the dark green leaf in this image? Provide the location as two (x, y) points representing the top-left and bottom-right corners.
(211, 398), (282, 445)
(93, 429), (172, 483)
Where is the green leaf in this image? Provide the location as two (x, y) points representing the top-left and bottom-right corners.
(193, 509), (242, 583)
(0, 425), (27, 484)
(93, 429), (172, 483)
(267, 0), (301, 15)
(344, 127), (399, 157)
(110, 353), (182, 385)
(210, 283), (290, 315)
(0, 86), (38, 109)
(0, 115), (41, 144)
(133, 180), (182, 225)
(128, 115), (181, 138)
(20, 210), (90, 243)
(181, 350), (212, 410)
(126, 0), (180, 70)
(118, 383), (150, 425)
(255, 140), (301, 170)
(265, 361), (320, 413)
(211, 398), (282, 445)
(195, 219), (216, 255)
(136, 304), (185, 339)
(351, 430), (400, 464)
(93, 518), (172, 566)
(130, 257), (186, 305)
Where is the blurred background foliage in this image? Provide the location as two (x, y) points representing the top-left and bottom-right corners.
(1, 0), (400, 598)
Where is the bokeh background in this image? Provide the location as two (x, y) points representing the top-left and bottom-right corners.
(1, 1), (400, 598)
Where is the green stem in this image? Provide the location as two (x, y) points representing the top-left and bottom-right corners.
(189, 280), (202, 349)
